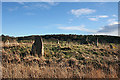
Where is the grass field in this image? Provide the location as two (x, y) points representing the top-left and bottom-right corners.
(1, 39), (120, 78)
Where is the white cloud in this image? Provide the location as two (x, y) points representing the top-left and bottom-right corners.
(107, 19), (118, 25)
(59, 25), (86, 31)
(107, 19), (116, 22)
(88, 15), (108, 21)
(22, 3), (50, 10)
(47, 2), (59, 6)
(22, 2), (59, 10)
(34, 3), (50, 9)
(18, 2), (58, 6)
(58, 25), (96, 33)
(58, 23), (119, 36)
(88, 18), (98, 21)
(98, 15), (108, 18)
(112, 15), (117, 17)
(8, 7), (18, 11)
(71, 8), (96, 17)
(94, 20), (119, 36)
(2, 0), (120, 2)
(109, 21), (118, 25)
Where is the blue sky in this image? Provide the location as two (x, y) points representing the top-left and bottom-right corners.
(2, 2), (118, 37)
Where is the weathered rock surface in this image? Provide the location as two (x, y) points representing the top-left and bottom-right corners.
(31, 36), (44, 57)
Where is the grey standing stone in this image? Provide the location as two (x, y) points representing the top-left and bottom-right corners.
(57, 39), (59, 45)
(95, 38), (99, 47)
(31, 36), (44, 57)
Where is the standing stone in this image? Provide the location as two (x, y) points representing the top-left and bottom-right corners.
(86, 36), (88, 44)
(95, 38), (99, 47)
(31, 36), (44, 57)
(57, 39), (59, 45)
(5, 40), (9, 45)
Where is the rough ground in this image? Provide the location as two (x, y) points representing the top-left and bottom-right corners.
(1, 40), (120, 78)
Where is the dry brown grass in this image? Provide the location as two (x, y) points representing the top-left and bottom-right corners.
(1, 42), (119, 78)
(2, 62), (118, 78)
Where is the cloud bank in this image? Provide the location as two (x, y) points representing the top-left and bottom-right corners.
(95, 23), (118, 36)
(58, 22), (119, 36)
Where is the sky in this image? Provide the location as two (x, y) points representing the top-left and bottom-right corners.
(2, 2), (118, 37)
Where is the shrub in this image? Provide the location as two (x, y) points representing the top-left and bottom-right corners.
(68, 58), (76, 67)
(52, 46), (60, 53)
(93, 52), (98, 55)
(46, 53), (52, 59)
(75, 55), (83, 60)
(80, 57), (85, 60)
(64, 55), (71, 58)
(101, 53), (104, 56)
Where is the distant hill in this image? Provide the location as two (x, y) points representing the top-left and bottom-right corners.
(1, 34), (120, 44)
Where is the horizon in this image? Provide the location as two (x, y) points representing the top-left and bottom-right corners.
(1, 34), (119, 38)
(2, 2), (118, 37)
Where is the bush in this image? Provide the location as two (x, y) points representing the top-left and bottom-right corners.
(101, 53), (104, 56)
(52, 46), (60, 53)
(80, 57), (85, 60)
(64, 55), (71, 58)
(75, 55), (83, 60)
(46, 53), (52, 59)
(93, 52), (98, 55)
(68, 58), (76, 67)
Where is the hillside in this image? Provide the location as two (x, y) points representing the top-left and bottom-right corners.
(2, 34), (120, 44)
(1, 34), (120, 78)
